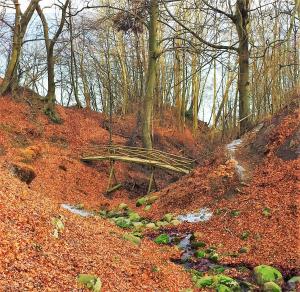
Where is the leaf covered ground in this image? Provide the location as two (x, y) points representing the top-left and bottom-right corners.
(0, 93), (299, 290)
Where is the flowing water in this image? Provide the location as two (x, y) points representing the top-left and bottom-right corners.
(61, 204), (94, 217)
(226, 123), (264, 181)
(177, 208), (213, 223)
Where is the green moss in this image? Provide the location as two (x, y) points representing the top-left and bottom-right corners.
(194, 250), (206, 258)
(195, 276), (214, 288)
(191, 241), (206, 248)
(216, 284), (232, 292)
(163, 213), (173, 222)
(230, 210), (241, 217)
(154, 234), (170, 244)
(128, 212), (141, 222)
(114, 217), (132, 228)
(123, 233), (141, 245)
(263, 282), (282, 292)
(77, 274), (102, 291)
(118, 203), (128, 210)
(254, 265), (283, 285)
(240, 231), (250, 240)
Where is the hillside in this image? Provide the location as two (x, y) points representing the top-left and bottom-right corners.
(0, 93), (299, 291)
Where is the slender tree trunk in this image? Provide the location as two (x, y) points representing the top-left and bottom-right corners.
(235, 0), (251, 134)
(142, 0), (159, 149)
(0, 0), (40, 96)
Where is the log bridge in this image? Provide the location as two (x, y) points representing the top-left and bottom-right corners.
(81, 145), (194, 194)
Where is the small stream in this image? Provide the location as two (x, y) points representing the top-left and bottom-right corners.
(61, 204), (94, 217)
(226, 124), (264, 181)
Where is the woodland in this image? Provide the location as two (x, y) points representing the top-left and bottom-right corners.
(0, 0), (299, 291)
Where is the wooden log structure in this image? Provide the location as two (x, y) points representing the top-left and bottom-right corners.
(81, 145), (195, 194)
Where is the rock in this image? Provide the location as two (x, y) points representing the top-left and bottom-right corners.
(171, 219), (181, 226)
(132, 222), (144, 230)
(209, 252), (219, 262)
(254, 265), (283, 285)
(217, 284), (232, 292)
(136, 197), (147, 207)
(115, 217), (132, 228)
(128, 212), (141, 222)
(238, 247), (249, 253)
(287, 276), (300, 289)
(263, 282), (281, 292)
(77, 274), (102, 291)
(144, 205), (151, 211)
(154, 234), (170, 244)
(240, 231), (250, 240)
(10, 162), (36, 184)
(288, 276), (300, 284)
(191, 241), (206, 248)
(145, 223), (156, 229)
(123, 233), (141, 245)
(214, 275), (239, 289)
(195, 276), (214, 288)
(156, 221), (169, 227)
(195, 250), (206, 258)
(118, 203), (128, 210)
(163, 213), (173, 222)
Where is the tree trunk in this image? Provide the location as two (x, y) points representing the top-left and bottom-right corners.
(235, 0), (251, 134)
(142, 0), (159, 149)
(0, 0), (40, 96)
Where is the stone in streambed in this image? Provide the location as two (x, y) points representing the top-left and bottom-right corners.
(163, 213), (173, 222)
(132, 222), (144, 230)
(195, 276), (214, 288)
(263, 282), (282, 292)
(145, 222), (156, 229)
(118, 203), (128, 210)
(123, 233), (141, 245)
(154, 234), (170, 244)
(128, 212), (141, 222)
(254, 265), (283, 285)
(171, 219), (181, 226)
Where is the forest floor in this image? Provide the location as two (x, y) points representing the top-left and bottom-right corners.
(0, 91), (299, 291)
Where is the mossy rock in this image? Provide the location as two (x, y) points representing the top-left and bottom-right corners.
(238, 247), (249, 253)
(77, 274), (102, 292)
(195, 250), (206, 258)
(262, 207), (271, 217)
(132, 222), (144, 230)
(171, 219), (181, 226)
(163, 213), (173, 222)
(118, 203), (128, 210)
(154, 234), (170, 244)
(145, 223), (156, 229)
(195, 276), (214, 288)
(217, 284), (232, 292)
(115, 217), (132, 228)
(230, 210), (241, 217)
(191, 241), (206, 248)
(254, 265), (283, 285)
(156, 221), (169, 227)
(263, 282), (282, 292)
(240, 231), (250, 240)
(136, 197), (147, 207)
(148, 195), (158, 204)
(209, 252), (219, 263)
(214, 275), (239, 287)
(144, 205), (151, 211)
(128, 212), (141, 222)
(123, 233), (141, 245)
